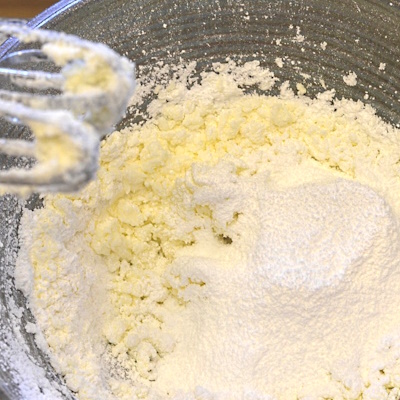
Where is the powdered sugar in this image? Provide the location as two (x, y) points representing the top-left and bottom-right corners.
(252, 179), (395, 290)
(343, 71), (358, 86)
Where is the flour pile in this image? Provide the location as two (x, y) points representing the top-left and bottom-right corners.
(16, 61), (400, 400)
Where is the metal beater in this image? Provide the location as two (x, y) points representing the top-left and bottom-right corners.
(0, 24), (135, 194)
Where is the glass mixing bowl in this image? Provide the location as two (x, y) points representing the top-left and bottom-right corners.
(0, 0), (399, 398)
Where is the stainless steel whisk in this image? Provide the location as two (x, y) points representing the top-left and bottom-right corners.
(0, 24), (135, 194)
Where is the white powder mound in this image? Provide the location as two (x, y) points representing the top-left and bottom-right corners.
(16, 62), (400, 400)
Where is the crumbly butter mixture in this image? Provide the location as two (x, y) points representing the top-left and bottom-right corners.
(16, 62), (400, 400)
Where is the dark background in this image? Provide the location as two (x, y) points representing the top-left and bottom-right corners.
(0, 0), (58, 18)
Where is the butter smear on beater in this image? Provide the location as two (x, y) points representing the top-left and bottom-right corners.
(0, 25), (135, 195)
(16, 61), (400, 400)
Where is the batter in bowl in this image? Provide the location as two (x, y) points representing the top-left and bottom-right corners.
(16, 61), (400, 400)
